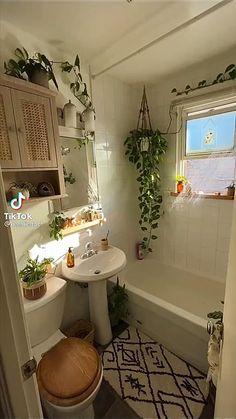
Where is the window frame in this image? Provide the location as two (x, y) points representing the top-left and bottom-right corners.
(175, 90), (236, 178)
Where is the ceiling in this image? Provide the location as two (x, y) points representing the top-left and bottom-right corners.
(0, 0), (236, 84)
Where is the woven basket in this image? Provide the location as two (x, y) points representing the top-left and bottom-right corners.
(64, 319), (95, 345)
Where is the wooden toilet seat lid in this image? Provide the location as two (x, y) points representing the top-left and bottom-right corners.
(37, 337), (102, 406)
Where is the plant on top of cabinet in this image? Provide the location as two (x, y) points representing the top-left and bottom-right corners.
(124, 87), (167, 253)
(4, 47), (58, 89)
(19, 257), (53, 300)
(61, 54), (93, 110)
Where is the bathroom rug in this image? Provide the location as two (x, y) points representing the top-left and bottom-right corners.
(102, 326), (208, 419)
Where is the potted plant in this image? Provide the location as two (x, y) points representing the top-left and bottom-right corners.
(226, 181), (235, 197)
(4, 47), (58, 89)
(176, 175), (188, 193)
(19, 257), (53, 300)
(8, 181), (37, 200)
(108, 277), (129, 327)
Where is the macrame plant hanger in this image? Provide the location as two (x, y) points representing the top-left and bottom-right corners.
(136, 86), (153, 132)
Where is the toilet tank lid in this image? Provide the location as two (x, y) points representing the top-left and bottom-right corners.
(23, 276), (67, 314)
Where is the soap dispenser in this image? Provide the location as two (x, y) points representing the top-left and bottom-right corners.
(67, 247), (75, 268)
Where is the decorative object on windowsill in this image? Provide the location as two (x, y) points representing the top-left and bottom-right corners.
(176, 175), (188, 194)
(124, 87), (167, 253)
(19, 257), (54, 300)
(108, 277), (129, 327)
(4, 47), (58, 89)
(171, 63), (236, 96)
(63, 100), (77, 128)
(37, 182), (55, 197)
(226, 181), (235, 197)
(8, 181), (37, 200)
(60, 54), (94, 111)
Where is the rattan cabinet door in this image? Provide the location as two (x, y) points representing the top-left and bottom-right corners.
(12, 90), (57, 168)
(0, 86), (21, 168)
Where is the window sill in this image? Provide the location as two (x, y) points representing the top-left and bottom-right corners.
(170, 192), (234, 200)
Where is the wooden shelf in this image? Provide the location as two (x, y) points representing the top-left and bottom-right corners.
(170, 192), (234, 200)
(61, 219), (100, 236)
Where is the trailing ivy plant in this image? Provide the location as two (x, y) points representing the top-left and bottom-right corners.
(171, 63), (236, 96)
(124, 129), (167, 252)
(61, 55), (93, 110)
(49, 212), (66, 241)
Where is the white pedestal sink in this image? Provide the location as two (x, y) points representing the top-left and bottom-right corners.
(62, 246), (127, 345)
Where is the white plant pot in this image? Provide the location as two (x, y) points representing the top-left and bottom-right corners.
(83, 109), (95, 133)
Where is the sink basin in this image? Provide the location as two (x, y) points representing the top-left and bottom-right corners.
(62, 245), (127, 346)
(62, 246), (126, 282)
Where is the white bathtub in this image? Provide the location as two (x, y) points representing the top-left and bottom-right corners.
(109, 260), (225, 373)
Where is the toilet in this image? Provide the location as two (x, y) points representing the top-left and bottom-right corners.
(23, 276), (103, 419)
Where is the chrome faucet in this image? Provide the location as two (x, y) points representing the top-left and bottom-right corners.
(81, 242), (97, 259)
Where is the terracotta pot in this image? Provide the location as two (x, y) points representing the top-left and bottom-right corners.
(29, 69), (49, 88)
(22, 278), (47, 300)
(177, 181), (184, 194)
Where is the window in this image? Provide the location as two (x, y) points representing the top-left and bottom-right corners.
(179, 97), (236, 194)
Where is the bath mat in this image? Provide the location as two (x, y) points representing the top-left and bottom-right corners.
(102, 327), (208, 419)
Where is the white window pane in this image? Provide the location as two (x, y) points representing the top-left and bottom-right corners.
(185, 157), (236, 193)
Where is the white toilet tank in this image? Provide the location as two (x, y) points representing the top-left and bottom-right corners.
(23, 276), (67, 347)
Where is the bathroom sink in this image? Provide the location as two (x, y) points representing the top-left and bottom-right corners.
(62, 246), (126, 282)
(62, 246), (127, 346)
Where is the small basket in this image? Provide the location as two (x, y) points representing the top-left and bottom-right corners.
(64, 319), (95, 345)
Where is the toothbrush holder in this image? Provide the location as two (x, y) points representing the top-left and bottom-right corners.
(101, 238), (108, 251)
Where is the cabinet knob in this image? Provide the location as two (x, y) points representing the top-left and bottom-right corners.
(17, 127), (22, 134)
(8, 126), (14, 132)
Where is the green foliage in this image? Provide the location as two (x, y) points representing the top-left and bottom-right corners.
(124, 129), (167, 252)
(49, 212), (66, 241)
(176, 175), (188, 183)
(61, 54), (93, 110)
(4, 47), (58, 89)
(108, 277), (129, 326)
(64, 172), (76, 185)
(207, 310), (223, 324)
(171, 63), (236, 96)
(19, 257), (53, 287)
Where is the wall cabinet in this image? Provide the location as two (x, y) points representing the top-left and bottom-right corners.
(0, 74), (65, 202)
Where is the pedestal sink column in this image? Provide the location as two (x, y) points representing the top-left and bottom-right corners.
(88, 280), (112, 345)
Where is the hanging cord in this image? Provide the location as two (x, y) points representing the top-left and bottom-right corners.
(160, 104), (183, 136)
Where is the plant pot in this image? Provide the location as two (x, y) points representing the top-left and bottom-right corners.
(10, 187), (30, 200)
(22, 278), (47, 300)
(177, 181), (184, 194)
(227, 186), (235, 197)
(29, 69), (49, 88)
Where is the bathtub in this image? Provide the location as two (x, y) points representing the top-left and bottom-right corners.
(109, 260), (225, 373)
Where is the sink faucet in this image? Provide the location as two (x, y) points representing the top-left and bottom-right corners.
(81, 242), (97, 259)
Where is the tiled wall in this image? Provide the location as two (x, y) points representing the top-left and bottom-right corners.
(147, 48), (235, 283)
(92, 74), (141, 262)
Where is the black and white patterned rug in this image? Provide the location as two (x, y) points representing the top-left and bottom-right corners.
(102, 327), (208, 419)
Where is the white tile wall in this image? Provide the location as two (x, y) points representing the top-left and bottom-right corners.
(147, 50), (235, 283)
(91, 75), (141, 262)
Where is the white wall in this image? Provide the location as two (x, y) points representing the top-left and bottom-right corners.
(147, 48), (235, 283)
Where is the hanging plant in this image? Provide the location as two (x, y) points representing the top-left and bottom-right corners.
(171, 63), (236, 96)
(124, 87), (167, 253)
(61, 55), (94, 110)
(49, 212), (66, 241)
